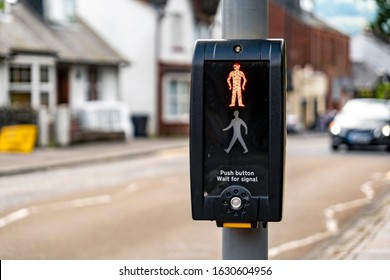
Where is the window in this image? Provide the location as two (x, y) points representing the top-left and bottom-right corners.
(40, 92), (49, 106)
(64, 0), (76, 22)
(330, 38), (336, 66)
(163, 74), (190, 123)
(311, 33), (319, 68)
(171, 13), (183, 51)
(10, 91), (31, 106)
(10, 65), (31, 83)
(46, 0), (76, 24)
(40, 66), (49, 83)
(8, 62), (53, 108)
(0, 0), (5, 12)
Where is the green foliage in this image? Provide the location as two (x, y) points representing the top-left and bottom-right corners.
(356, 88), (374, 98)
(356, 77), (390, 99)
(370, 0), (390, 42)
(375, 80), (390, 99)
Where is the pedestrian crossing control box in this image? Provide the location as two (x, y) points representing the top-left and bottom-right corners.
(190, 39), (286, 228)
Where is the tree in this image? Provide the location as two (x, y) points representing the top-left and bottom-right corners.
(370, 0), (390, 43)
(375, 74), (390, 99)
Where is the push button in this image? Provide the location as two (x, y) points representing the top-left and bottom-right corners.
(230, 197), (242, 210)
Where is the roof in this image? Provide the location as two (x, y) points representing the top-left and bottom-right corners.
(191, 0), (220, 24)
(272, 0), (348, 36)
(0, 3), (127, 66)
(144, 0), (219, 24)
(351, 32), (390, 73)
(352, 61), (379, 90)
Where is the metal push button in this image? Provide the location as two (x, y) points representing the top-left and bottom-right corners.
(230, 197), (242, 210)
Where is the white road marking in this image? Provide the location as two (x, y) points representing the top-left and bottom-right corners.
(0, 208), (30, 229)
(0, 195), (112, 229)
(269, 231), (334, 257)
(0, 195), (115, 229)
(0, 182), (142, 229)
(113, 183), (140, 197)
(123, 183), (140, 193)
(156, 147), (188, 159)
(30, 195), (112, 213)
(385, 171), (390, 181)
(269, 175), (382, 258)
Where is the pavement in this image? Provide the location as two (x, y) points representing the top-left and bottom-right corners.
(0, 137), (389, 260)
(309, 184), (390, 260)
(0, 138), (189, 176)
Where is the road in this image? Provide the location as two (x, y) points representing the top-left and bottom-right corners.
(0, 135), (389, 259)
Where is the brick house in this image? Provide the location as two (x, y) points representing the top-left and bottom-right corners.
(270, 0), (351, 111)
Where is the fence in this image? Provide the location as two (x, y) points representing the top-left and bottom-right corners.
(73, 101), (132, 141)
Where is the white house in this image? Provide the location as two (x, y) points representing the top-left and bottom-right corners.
(0, 0), (130, 142)
(77, 0), (219, 136)
(77, 0), (157, 136)
(0, 0), (126, 110)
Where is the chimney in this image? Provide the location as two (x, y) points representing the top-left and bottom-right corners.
(284, 0), (302, 13)
(273, 0), (302, 13)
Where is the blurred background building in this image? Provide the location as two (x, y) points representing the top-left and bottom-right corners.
(351, 31), (390, 100)
(213, 0), (350, 130)
(0, 0), (389, 143)
(0, 0), (126, 111)
(77, 0), (219, 137)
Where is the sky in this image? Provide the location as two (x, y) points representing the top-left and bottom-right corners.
(301, 0), (378, 36)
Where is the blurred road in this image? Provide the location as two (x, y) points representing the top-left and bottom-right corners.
(0, 135), (389, 259)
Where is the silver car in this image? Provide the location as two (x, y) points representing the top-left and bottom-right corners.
(329, 99), (390, 152)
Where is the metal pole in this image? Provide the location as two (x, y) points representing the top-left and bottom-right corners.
(221, 0), (269, 260)
(222, 0), (268, 39)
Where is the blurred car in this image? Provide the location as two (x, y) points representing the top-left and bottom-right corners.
(329, 99), (390, 151)
(287, 114), (304, 134)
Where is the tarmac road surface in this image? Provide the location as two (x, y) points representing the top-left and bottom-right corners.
(0, 135), (389, 259)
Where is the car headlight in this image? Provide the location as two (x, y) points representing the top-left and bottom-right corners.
(382, 124), (390, 137)
(329, 122), (341, 135)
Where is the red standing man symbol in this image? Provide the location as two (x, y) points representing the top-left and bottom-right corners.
(227, 63), (247, 107)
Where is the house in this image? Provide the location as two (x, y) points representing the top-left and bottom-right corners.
(0, 0), (127, 141)
(77, 0), (219, 136)
(351, 31), (390, 99)
(157, 0), (219, 135)
(212, 0), (350, 129)
(269, 0), (351, 128)
(351, 61), (380, 97)
(351, 32), (390, 74)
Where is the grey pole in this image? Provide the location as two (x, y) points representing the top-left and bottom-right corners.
(221, 0), (269, 260)
(222, 0), (268, 39)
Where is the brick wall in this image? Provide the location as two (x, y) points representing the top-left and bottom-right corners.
(269, 1), (351, 109)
